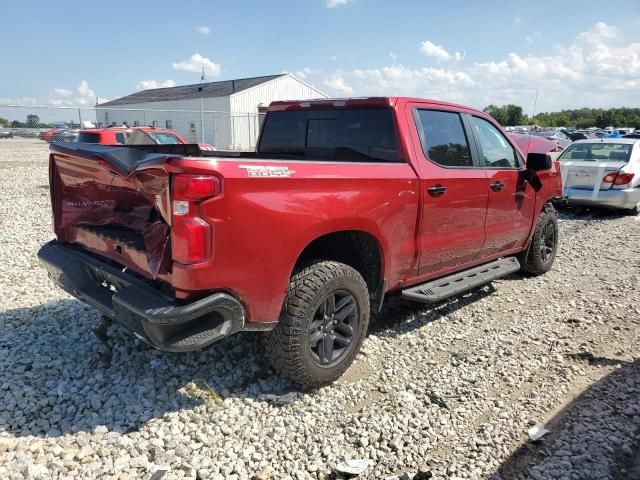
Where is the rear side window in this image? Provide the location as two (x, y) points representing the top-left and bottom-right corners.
(77, 132), (100, 143)
(414, 110), (473, 167)
(258, 109), (401, 162)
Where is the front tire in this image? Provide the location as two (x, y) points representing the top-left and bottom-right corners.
(264, 261), (370, 389)
(519, 205), (559, 276)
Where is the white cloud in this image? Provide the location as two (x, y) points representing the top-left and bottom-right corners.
(577, 22), (617, 45)
(419, 40), (464, 62)
(525, 31), (541, 45)
(327, 0), (352, 7)
(313, 22), (640, 110)
(0, 97), (38, 106)
(172, 53), (221, 77)
(195, 25), (210, 35)
(44, 80), (104, 107)
(294, 67), (317, 80)
(136, 79), (177, 90)
(51, 88), (72, 97)
(323, 73), (353, 94)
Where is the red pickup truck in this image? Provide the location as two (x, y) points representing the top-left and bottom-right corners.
(38, 97), (562, 388)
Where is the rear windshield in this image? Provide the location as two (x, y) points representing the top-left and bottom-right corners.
(77, 132), (100, 143)
(559, 143), (632, 162)
(258, 108), (402, 162)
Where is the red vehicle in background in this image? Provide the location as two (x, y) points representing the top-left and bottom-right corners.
(77, 126), (216, 150)
(40, 127), (67, 142)
(508, 132), (565, 155)
(39, 97), (562, 388)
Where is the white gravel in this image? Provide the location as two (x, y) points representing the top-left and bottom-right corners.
(0, 138), (639, 480)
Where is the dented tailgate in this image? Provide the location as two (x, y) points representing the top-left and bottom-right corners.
(49, 143), (172, 279)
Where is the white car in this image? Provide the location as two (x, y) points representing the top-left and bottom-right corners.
(558, 138), (640, 214)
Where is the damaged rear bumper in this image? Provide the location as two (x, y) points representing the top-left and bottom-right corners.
(37, 241), (255, 352)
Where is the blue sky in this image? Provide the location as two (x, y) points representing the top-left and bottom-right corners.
(1, 0), (639, 113)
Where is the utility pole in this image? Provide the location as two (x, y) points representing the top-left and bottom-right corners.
(199, 65), (206, 143)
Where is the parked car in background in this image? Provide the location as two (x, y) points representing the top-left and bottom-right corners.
(508, 133), (564, 155)
(39, 96), (562, 388)
(533, 130), (572, 149)
(558, 138), (640, 214)
(40, 127), (67, 142)
(77, 126), (216, 150)
(54, 129), (79, 142)
(0, 128), (13, 139)
(77, 127), (130, 145)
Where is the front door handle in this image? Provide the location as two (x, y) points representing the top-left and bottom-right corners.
(427, 185), (447, 197)
(490, 181), (505, 192)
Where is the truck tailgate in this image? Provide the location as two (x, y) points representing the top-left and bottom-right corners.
(50, 143), (172, 279)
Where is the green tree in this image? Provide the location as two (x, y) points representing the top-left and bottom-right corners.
(483, 104), (524, 126)
(483, 105), (507, 125)
(26, 114), (40, 126)
(504, 104), (524, 126)
(0, 117), (9, 127)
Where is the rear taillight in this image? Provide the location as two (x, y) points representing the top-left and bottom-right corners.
(603, 172), (634, 186)
(171, 175), (221, 264)
(614, 173), (634, 186)
(173, 175), (220, 202)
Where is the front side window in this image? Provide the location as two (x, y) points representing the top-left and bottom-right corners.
(471, 116), (518, 168)
(258, 108), (401, 162)
(414, 109), (473, 167)
(115, 132), (127, 145)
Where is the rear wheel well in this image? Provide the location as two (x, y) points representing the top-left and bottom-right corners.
(294, 231), (384, 309)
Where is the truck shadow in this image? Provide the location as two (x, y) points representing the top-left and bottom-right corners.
(370, 284), (497, 336)
(0, 281), (527, 439)
(0, 299), (289, 439)
(493, 357), (640, 479)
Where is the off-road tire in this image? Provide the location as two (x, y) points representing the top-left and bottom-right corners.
(519, 204), (559, 276)
(264, 261), (370, 389)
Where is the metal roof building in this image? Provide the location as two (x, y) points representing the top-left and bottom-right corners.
(97, 74), (327, 150)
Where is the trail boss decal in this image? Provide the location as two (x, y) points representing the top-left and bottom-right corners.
(239, 165), (295, 177)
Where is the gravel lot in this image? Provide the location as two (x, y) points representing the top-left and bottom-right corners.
(0, 138), (639, 480)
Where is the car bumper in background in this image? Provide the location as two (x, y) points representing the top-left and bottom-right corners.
(37, 241), (256, 352)
(564, 186), (640, 210)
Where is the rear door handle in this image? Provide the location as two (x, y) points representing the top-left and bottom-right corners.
(427, 185), (447, 197)
(490, 181), (505, 192)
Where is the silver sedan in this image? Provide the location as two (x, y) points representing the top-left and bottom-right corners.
(558, 138), (640, 214)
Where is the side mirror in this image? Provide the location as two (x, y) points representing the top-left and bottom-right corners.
(527, 152), (552, 171)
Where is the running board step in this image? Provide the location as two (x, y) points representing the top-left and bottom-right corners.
(402, 257), (521, 304)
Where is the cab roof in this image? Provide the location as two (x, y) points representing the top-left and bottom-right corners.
(268, 96), (485, 115)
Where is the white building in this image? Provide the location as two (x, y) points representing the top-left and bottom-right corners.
(97, 74), (327, 150)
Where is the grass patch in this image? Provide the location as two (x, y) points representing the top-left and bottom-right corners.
(183, 379), (224, 406)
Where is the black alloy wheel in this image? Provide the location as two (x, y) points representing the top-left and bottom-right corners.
(308, 290), (358, 366)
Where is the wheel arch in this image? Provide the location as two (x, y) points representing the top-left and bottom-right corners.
(291, 229), (386, 311)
